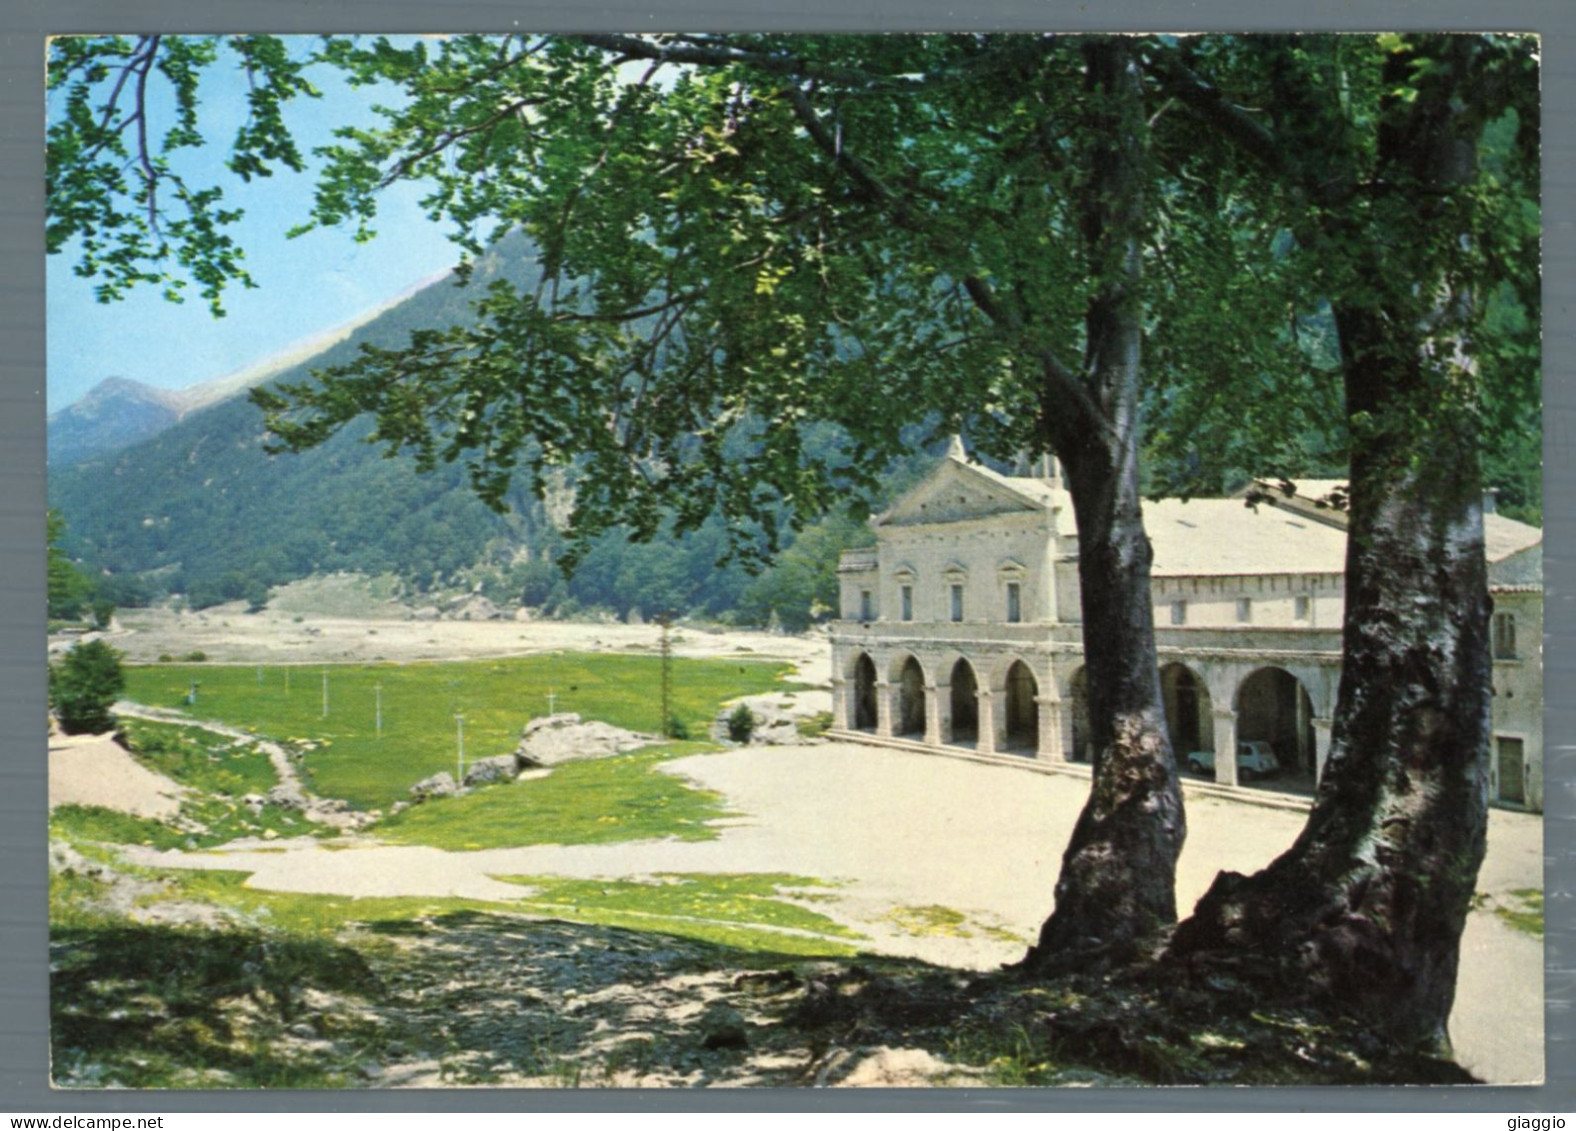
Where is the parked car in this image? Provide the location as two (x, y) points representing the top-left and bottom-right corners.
(1185, 740), (1280, 780)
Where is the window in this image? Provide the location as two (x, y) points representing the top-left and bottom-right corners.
(951, 584), (964, 622)
(1006, 582), (1022, 623)
(1294, 596), (1311, 621)
(1236, 597), (1252, 624)
(901, 585), (913, 622)
(1494, 613), (1517, 659)
(859, 589), (873, 621)
(1170, 599), (1187, 626)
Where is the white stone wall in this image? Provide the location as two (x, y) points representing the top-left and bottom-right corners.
(876, 512), (1061, 626)
(1490, 589), (1543, 811)
(1150, 573), (1344, 629)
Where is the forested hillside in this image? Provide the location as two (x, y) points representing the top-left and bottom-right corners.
(50, 226), (1539, 628)
(48, 232), (909, 625)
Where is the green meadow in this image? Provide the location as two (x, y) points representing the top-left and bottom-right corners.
(123, 653), (801, 809)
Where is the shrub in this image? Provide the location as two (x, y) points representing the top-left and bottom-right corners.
(49, 640), (125, 734)
(184, 650), (208, 663)
(727, 704), (756, 744)
(666, 715), (691, 741)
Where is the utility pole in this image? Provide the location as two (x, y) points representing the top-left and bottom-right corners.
(658, 613), (673, 738)
(455, 713), (466, 782)
(375, 683), (382, 738)
(321, 669), (329, 718)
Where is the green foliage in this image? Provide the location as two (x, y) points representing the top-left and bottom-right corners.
(1493, 888), (1543, 938)
(122, 654), (801, 809)
(373, 745), (727, 850)
(121, 717), (279, 796)
(47, 36), (319, 315)
(493, 872), (863, 955)
(726, 703), (756, 743)
(50, 639), (126, 734)
(48, 509), (94, 620)
(736, 509), (874, 631)
(51, 922), (380, 1089)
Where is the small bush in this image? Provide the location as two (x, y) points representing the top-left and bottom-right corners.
(796, 711), (834, 740)
(157, 654), (174, 663)
(666, 715), (691, 740)
(184, 651), (208, 663)
(49, 640), (126, 734)
(727, 704), (756, 744)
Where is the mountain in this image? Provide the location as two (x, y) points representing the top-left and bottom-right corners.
(47, 377), (185, 468)
(48, 234), (554, 596)
(47, 268), (452, 468)
(47, 230), (910, 624)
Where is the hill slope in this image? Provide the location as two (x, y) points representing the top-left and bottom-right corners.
(48, 235), (555, 598)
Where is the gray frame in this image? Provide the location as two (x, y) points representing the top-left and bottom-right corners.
(6, 1), (1571, 1113)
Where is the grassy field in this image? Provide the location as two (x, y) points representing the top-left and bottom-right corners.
(123, 654), (801, 809)
(373, 743), (729, 850)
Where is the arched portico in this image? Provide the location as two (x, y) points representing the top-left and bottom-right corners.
(1068, 666), (1092, 763)
(948, 657), (980, 745)
(1160, 662), (1213, 761)
(851, 652), (877, 731)
(1235, 665), (1316, 791)
(1004, 660), (1039, 755)
(894, 654), (928, 739)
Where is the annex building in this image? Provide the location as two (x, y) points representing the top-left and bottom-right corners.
(828, 439), (1545, 810)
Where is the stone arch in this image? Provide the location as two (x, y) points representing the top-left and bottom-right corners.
(1068, 665), (1092, 763)
(948, 657), (980, 745)
(1160, 662), (1214, 759)
(1235, 666), (1316, 785)
(895, 654), (927, 739)
(1004, 660), (1039, 753)
(850, 652), (877, 732)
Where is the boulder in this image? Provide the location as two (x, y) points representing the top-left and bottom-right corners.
(267, 782), (310, 810)
(409, 771), (459, 801)
(709, 690), (834, 746)
(410, 606), (440, 621)
(463, 753), (521, 787)
(453, 596), (502, 621)
(514, 713), (655, 768)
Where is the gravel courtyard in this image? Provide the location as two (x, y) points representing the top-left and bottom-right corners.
(119, 739), (1544, 1085)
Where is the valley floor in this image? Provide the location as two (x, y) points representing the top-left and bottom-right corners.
(47, 609), (1546, 1088)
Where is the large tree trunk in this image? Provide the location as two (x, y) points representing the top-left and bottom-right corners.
(1168, 38), (1495, 1051)
(1024, 39), (1186, 966)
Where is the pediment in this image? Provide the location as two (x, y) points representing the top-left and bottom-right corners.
(876, 461), (1047, 528)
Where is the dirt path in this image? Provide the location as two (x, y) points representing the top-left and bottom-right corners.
(48, 730), (188, 818)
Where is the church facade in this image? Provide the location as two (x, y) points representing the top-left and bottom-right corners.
(827, 441), (1545, 811)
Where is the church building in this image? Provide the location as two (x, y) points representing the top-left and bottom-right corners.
(828, 439), (1544, 811)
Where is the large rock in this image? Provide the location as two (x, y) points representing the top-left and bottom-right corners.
(514, 713), (655, 768)
(409, 771), (459, 801)
(710, 690), (834, 746)
(452, 595), (502, 621)
(463, 753), (521, 787)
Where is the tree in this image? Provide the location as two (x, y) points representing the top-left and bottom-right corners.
(45, 35), (1538, 1013)
(47, 509), (93, 621)
(50, 639), (126, 734)
(1149, 34), (1539, 1051)
(48, 33), (1203, 957)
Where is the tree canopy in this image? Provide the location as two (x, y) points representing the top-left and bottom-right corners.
(47, 33), (1540, 1048)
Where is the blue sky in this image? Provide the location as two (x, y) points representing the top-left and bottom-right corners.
(46, 37), (464, 410)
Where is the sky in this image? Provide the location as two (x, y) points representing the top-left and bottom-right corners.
(46, 36), (465, 411)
